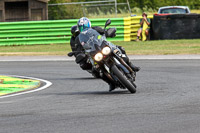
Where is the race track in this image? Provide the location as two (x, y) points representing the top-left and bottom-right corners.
(0, 59), (200, 133)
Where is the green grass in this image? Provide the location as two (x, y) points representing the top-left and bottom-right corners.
(0, 39), (200, 56)
(0, 44), (71, 56)
(118, 39), (200, 55)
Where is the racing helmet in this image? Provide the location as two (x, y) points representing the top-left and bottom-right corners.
(71, 25), (80, 37)
(77, 17), (91, 32)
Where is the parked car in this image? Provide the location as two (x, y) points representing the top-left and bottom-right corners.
(158, 6), (190, 14)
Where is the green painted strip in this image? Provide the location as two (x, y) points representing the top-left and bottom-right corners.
(0, 18), (124, 30)
(0, 36), (70, 42)
(0, 31), (70, 38)
(0, 32), (69, 38)
(0, 75), (40, 96)
(0, 28), (70, 33)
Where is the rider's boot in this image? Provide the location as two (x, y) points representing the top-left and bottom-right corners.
(101, 73), (116, 92)
(117, 46), (140, 72)
(109, 83), (116, 92)
(128, 61), (140, 72)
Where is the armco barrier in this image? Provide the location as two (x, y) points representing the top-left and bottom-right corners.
(0, 16), (152, 46)
(0, 20), (73, 46)
(0, 18), (125, 46)
(124, 16), (153, 41)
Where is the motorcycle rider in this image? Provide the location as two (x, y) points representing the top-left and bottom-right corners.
(69, 17), (140, 91)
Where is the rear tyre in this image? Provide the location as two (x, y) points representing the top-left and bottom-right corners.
(111, 65), (136, 93)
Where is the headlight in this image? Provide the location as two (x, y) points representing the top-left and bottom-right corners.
(94, 53), (103, 61)
(102, 47), (111, 55)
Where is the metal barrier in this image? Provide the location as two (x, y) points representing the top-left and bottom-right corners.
(0, 16), (153, 46)
(0, 19), (75, 46)
(123, 16), (154, 41)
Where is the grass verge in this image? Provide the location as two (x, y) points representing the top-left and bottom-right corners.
(0, 39), (200, 56)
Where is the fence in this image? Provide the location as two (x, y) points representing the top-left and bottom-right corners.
(0, 16), (153, 46)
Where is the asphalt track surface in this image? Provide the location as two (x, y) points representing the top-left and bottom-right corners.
(0, 58), (200, 133)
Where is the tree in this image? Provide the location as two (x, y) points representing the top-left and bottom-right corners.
(48, 0), (84, 20)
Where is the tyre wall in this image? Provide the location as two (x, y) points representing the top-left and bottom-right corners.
(152, 14), (200, 40)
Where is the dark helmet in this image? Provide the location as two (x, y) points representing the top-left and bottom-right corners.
(71, 25), (80, 37)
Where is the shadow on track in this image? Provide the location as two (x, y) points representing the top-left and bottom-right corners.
(50, 77), (99, 81)
(67, 77), (100, 80)
(55, 90), (130, 96)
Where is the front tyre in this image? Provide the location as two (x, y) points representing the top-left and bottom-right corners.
(111, 65), (136, 93)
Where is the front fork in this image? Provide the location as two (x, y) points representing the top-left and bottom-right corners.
(103, 55), (135, 82)
(93, 53), (136, 84)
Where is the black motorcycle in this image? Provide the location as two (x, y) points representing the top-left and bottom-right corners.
(69, 19), (137, 93)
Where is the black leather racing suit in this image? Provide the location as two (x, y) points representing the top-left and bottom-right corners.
(70, 26), (109, 70)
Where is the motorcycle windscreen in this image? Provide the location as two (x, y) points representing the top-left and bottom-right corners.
(79, 29), (103, 52)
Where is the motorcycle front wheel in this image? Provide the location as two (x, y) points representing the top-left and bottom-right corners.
(111, 65), (136, 93)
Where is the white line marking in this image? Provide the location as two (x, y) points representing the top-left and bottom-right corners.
(0, 75), (52, 99)
(0, 56), (75, 62)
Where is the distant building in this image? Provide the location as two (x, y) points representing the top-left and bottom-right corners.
(0, 0), (49, 22)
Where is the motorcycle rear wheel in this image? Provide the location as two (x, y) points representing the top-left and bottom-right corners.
(111, 65), (136, 93)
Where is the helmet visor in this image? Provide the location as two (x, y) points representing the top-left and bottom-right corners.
(78, 26), (84, 32)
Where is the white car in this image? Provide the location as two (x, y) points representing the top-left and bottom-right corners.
(158, 6), (190, 14)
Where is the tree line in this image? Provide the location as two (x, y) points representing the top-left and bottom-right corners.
(48, 0), (200, 20)
(126, 0), (200, 10)
(49, 0), (200, 9)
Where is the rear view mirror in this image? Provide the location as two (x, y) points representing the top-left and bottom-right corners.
(105, 19), (111, 29)
(106, 28), (116, 38)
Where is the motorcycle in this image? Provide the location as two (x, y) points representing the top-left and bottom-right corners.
(69, 19), (137, 93)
